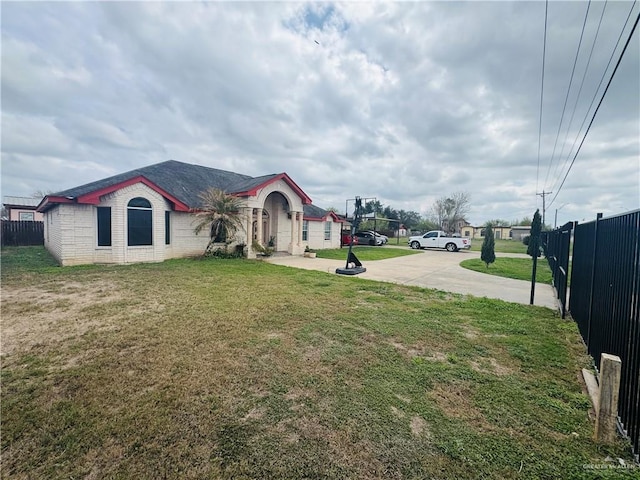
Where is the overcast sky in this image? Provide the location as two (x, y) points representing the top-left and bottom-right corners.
(2, 1), (638, 226)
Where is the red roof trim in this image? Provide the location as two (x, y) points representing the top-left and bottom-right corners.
(38, 176), (191, 212)
(234, 173), (313, 205)
(36, 196), (74, 212)
(303, 211), (344, 222)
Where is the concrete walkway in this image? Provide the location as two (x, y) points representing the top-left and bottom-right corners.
(266, 249), (558, 310)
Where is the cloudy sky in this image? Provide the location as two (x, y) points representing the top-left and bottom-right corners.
(2, 1), (638, 226)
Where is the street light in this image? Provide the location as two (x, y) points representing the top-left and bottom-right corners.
(554, 203), (568, 229)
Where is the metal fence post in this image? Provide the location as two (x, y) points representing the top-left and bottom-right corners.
(587, 213), (603, 347)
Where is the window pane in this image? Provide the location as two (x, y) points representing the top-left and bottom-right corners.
(19, 212), (35, 221)
(165, 211), (170, 245)
(324, 222), (331, 241)
(128, 197), (152, 208)
(128, 209), (152, 246)
(97, 207), (112, 246)
(302, 220), (308, 241)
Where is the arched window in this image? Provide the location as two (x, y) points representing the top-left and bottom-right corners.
(128, 197), (152, 246)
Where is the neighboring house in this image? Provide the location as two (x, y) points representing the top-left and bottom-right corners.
(36, 160), (342, 266)
(461, 224), (530, 240)
(510, 225), (532, 241)
(3, 196), (44, 221)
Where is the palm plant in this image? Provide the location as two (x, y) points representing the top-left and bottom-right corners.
(193, 188), (245, 256)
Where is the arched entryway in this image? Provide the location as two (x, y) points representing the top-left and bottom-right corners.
(253, 192), (291, 253)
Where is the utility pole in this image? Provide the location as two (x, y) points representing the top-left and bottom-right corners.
(537, 191), (552, 228)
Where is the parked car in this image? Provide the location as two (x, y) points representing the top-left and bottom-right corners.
(408, 230), (471, 251)
(365, 231), (388, 244)
(355, 231), (384, 246)
(341, 232), (358, 246)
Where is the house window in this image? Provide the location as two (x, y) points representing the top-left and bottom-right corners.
(19, 212), (34, 221)
(480, 229), (485, 237)
(165, 211), (171, 245)
(302, 220), (309, 241)
(324, 221), (331, 241)
(464, 231), (470, 237)
(127, 197), (152, 246)
(97, 207), (112, 247)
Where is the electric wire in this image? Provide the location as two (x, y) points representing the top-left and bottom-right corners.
(536, 0), (549, 204)
(548, 9), (640, 208)
(543, 0), (592, 190)
(549, 1), (638, 197)
(549, 0), (608, 189)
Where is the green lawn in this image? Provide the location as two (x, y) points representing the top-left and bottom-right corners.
(460, 257), (553, 284)
(470, 239), (528, 254)
(1, 247), (635, 479)
(316, 246), (420, 261)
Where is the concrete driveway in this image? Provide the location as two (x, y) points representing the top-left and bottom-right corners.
(266, 249), (558, 310)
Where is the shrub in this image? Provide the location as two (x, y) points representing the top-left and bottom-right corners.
(522, 235), (530, 246)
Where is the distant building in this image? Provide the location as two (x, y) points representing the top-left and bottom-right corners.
(461, 224), (530, 240)
(3, 196), (44, 221)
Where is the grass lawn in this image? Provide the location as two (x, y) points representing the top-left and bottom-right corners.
(1, 247), (635, 479)
(470, 239), (528, 254)
(316, 246), (420, 261)
(460, 257), (553, 284)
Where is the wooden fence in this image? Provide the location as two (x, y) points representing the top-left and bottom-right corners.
(1, 221), (44, 247)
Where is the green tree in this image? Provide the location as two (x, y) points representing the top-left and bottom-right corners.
(527, 210), (542, 258)
(480, 223), (496, 268)
(193, 188), (245, 256)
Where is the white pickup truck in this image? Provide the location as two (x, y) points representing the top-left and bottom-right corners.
(408, 230), (471, 252)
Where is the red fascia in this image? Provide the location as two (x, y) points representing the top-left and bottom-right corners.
(38, 176), (191, 212)
(233, 173), (313, 205)
(303, 212), (344, 223)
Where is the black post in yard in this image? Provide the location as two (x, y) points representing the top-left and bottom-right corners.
(530, 254), (538, 305)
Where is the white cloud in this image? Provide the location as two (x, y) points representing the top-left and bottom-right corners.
(1, 1), (638, 225)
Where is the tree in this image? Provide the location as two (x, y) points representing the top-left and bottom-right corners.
(481, 223), (496, 268)
(527, 210), (542, 258)
(528, 209), (542, 304)
(193, 188), (245, 256)
(431, 192), (471, 234)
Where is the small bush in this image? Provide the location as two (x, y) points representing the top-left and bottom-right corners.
(522, 235), (530, 246)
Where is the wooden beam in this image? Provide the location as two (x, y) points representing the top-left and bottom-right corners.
(594, 353), (622, 443)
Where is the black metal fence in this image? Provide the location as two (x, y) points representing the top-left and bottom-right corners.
(542, 221), (573, 318)
(1, 220), (44, 247)
(568, 209), (640, 456)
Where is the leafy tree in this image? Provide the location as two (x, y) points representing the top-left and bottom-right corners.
(480, 223), (496, 268)
(486, 218), (510, 227)
(193, 188), (245, 256)
(513, 216), (532, 226)
(397, 210), (421, 229)
(527, 210), (542, 258)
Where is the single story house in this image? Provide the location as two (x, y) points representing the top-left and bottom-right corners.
(461, 225), (520, 240)
(36, 160), (343, 266)
(3, 196), (44, 221)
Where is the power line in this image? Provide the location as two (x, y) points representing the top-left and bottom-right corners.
(543, 0), (592, 190)
(550, 0), (638, 196)
(550, 0), (608, 189)
(548, 9), (640, 208)
(536, 0), (549, 204)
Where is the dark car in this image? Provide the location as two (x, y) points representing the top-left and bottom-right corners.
(354, 231), (384, 246)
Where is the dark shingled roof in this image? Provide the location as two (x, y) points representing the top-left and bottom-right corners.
(303, 204), (330, 219)
(52, 160), (280, 208)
